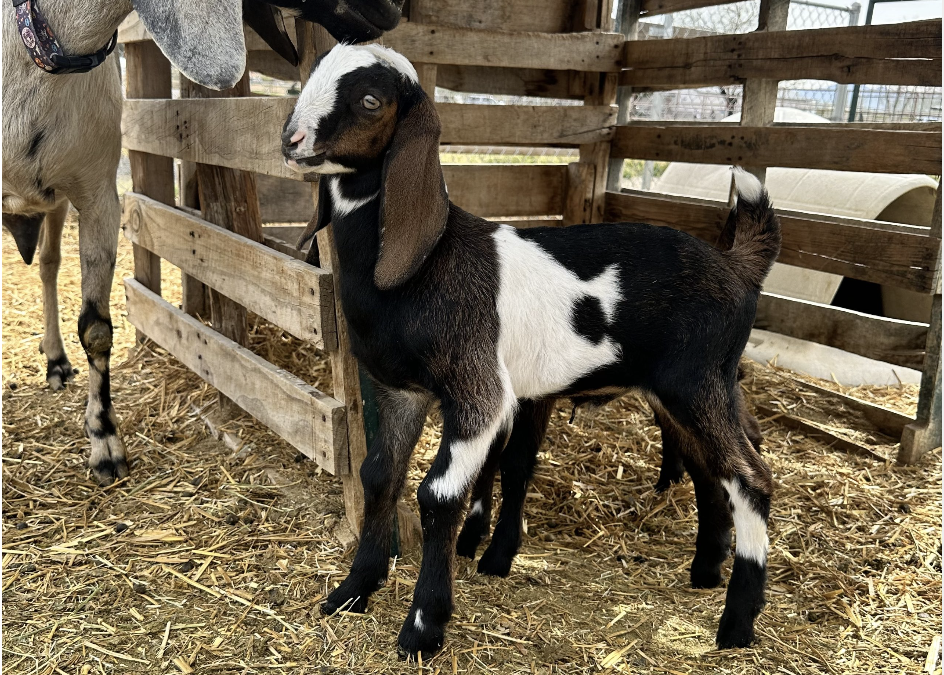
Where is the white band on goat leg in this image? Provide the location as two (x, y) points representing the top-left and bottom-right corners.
(722, 477), (769, 565)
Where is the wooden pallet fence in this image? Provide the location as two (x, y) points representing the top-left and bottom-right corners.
(124, 279), (348, 474)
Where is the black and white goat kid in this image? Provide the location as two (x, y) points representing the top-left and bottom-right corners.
(282, 44), (781, 657)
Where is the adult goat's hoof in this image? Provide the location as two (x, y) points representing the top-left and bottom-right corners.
(455, 520), (487, 559)
(690, 560), (724, 589)
(89, 434), (129, 486)
(44, 354), (75, 391)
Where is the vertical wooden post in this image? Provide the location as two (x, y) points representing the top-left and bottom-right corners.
(899, 187), (943, 463)
(739, 0), (790, 184)
(189, 73), (266, 417)
(567, 0), (619, 225)
(606, 0), (642, 193)
(295, 21), (371, 534)
(125, 41), (173, 341)
(178, 77), (209, 318)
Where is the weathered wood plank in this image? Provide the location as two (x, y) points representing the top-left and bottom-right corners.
(603, 190), (938, 293)
(122, 193), (336, 349)
(444, 165), (566, 216)
(381, 22), (624, 73)
(436, 65), (582, 100)
(755, 292), (928, 370)
(120, 13), (623, 72)
(791, 379), (915, 438)
(610, 125), (941, 175)
(756, 404), (890, 462)
(124, 279), (348, 474)
(438, 103), (616, 145)
(408, 0), (579, 33)
(621, 20), (942, 88)
(125, 40), (173, 326)
(122, 97), (616, 175)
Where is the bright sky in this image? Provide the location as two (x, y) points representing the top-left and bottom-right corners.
(866, 0), (942, 23)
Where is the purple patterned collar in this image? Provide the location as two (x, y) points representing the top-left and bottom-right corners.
(13, 0), (117, 75)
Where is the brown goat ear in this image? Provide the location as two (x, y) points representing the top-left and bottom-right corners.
(375, 94), (448, 290)
(298, 178), (331, 267)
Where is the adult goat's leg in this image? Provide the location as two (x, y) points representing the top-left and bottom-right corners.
(398, 395), (515, 658)
(38, 201), (75, 390)
(323, 386), (430, 615)
(477, 398), (552, 577)
(75, 189), (127, 485)
(654, 408), (687, 492)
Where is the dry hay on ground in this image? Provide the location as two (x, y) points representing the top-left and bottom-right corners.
(2, 222), (941, 674)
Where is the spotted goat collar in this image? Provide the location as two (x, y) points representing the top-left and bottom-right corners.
(13, 0), (117, 74)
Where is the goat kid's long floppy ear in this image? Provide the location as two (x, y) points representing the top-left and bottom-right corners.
(242, 1), (299, 67)
(375, 95), (448, 290)
(133, 0), (245, 90)
(299, 178), (332, 267)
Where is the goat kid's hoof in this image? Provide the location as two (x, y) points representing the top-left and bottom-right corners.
(45, 354), (76, 391)
(715, 610), (757, 649)
(397, 611), (445, 660)
(455, 525), (486, 560)
(89, 434), (129, 487)
(690, 563), (723, 589)
(476, 546), (513, 577)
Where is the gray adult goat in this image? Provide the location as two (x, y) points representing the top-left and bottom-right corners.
(2, 0), (402, 485)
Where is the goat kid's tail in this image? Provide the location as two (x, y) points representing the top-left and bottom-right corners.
(721, 167), (781, 289)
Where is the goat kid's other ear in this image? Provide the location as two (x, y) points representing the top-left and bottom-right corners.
(243, 1), (298, 67)
(375, 94), (448, 290)
(299, 178), (332, 266)
(133, 0), (245, 90)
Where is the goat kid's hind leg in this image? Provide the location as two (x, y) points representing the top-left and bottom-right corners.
(455, 431), (507, 560)
(75, 190), (127, 486)
(323, 386), (430, 615)
(478, 398), (552, 577)
(38, 201), (76, 390)
(654, 408), (687, 492)
(398, 396), (515, 659)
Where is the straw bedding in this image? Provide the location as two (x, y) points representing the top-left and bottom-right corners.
(2, 221), (941, 674)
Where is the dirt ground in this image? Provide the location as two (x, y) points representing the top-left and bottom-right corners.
(2, 220), (942, 674)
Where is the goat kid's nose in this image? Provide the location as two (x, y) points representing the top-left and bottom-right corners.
(282, 127), (306, 150)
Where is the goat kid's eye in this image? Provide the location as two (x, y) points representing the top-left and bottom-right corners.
(362, 95), (381, 110)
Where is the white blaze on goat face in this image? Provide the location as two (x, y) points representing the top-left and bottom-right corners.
(287, 44), (418, 173)
(492, 225), (623, 399)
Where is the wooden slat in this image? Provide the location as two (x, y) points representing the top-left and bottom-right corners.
(622, 20), (942, 88)
(626, 120), (943, 132)
(408, 0), (579, 33)
(610, 125), (941, 174)
(119, 14), (623, 73)
(603, 190), (938, 293)
(640, 0), (739, 17)
(444, 165), (566, 216)
(792, 380), (915, 437)
(255, 165), (567, 222)
(122, 97), (615, 176)
(755, 292), (928, 370)
(438, 103), (616, 145)
(122, 193), (337, 349)
(755, 404), (890, 462)
(383, 23), (625, 73)
(436, 65), (582, 100)
(124, 279), (347, 474)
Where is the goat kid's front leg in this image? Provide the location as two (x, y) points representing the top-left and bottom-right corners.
(38, 201), (76, 390)
(399, 399), (514, 659)
(455, 430), (508, 560)
(75, 191), (127, 486)
(323, 387), (430, 615)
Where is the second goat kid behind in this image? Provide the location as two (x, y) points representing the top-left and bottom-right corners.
(282, 44), (781, 658)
